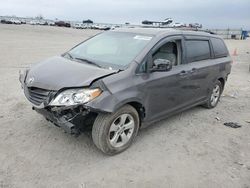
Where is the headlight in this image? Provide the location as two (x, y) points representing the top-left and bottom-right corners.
(49, 88), (102, 106)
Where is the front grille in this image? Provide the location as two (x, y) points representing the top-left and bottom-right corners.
(26, 87), (51, 106)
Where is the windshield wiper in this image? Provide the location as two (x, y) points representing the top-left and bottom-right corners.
(64, 52), (74, 59)
(74, 57), (102, 68)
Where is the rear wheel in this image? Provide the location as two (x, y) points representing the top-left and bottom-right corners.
(203, 80), (222, 109)
(92, 105), (139, 155)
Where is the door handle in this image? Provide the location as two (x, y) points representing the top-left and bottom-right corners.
(190, 68), (197, 74)
(178, 70), (189, 76)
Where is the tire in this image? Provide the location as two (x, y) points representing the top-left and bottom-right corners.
(203, 80), (223, 109)
(92, 105), (140, 155)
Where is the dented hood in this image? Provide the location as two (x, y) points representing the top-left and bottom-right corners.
(25, 56), (117, 90)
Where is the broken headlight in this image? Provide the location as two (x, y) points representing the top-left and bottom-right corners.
(49, 88), (102, 106)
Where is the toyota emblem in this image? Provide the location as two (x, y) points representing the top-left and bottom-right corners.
(28, 77), (34, 84)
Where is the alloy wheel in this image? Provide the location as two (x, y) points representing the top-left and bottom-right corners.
(109, 114), (135, 148)
(210, 84), (220, 106)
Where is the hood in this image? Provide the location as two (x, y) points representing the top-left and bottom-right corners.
(25, 56), (117, 90)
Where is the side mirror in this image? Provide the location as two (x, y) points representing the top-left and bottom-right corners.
(150, 59), (172, 72)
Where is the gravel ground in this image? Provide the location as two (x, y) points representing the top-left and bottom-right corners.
(0, 24), (249, 188)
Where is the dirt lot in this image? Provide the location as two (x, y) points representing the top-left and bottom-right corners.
(0, 24), (249, 188)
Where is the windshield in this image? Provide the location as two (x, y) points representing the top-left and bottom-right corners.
(68, 32), (153, 70)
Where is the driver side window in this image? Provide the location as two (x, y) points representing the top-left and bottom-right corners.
(137, 39), (182, 73)
(152, 40), (182, 67)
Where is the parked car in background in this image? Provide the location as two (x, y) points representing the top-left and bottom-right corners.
(91, 24), (111, 30)
(20, 19), (26, 24)
(0, 19), (12, 24)
(98, 25), (111, 30)
(48, 21), (55, 26)
(74, 23), (84, 29)
(19, 28), (232, 155)
(91, 24), (99, 29)
(142, 20), (154, 25)
(172, 22), (186, 27)
(189, 23), (202, 29)
(162, 18), (173, 25)
(84, 24), (92, 29)
(10, 18), (21, 24)
(38, 20), (48, 25)
(83, 19), (93, 24)
(111, 25), (120, 30)
(55, 21), (71, 27)
(29, 20), (39, 25)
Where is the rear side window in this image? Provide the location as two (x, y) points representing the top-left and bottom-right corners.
(186, 40), (211, 62)
(211, 38), (228, 58)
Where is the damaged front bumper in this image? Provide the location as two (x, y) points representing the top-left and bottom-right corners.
(33, 105), (97, 135)
(19, 69), (110, 134)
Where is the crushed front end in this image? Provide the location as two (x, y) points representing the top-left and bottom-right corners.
(34, 105), (97, 135)
(19, 70), (97, 135)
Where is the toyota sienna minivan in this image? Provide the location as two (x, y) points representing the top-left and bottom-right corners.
(20, 28), (232, 155)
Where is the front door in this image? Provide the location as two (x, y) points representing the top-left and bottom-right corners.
(136, 36), (204, 122)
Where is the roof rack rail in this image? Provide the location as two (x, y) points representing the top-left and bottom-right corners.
(176, 27), (216, 34)
(138, 25), (216, 34)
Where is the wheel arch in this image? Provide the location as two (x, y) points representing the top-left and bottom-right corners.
(218, 77), (225, 90)
(113, 100), (146, 126)
(127, 101), (145, 125)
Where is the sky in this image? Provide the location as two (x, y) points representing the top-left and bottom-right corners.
(0, 0), (249, 29)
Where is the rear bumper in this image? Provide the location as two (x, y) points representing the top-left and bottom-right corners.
(34, 106), (96, 135)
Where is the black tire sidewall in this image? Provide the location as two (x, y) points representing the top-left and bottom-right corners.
(207, 81), (222, 108)
(95, 105), (139, 155)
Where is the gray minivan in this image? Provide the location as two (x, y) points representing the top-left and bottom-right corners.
(20, 28), (232, 155)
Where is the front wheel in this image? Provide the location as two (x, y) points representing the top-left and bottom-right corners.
(203, 80), (223, 109)
(92, 105), (139, 155)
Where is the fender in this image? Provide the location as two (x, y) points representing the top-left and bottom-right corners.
(85, 89), (145, 113)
